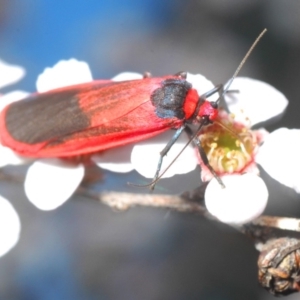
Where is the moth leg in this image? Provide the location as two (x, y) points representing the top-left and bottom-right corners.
(151, 124), (187, 190)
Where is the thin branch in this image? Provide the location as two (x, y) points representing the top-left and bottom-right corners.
(78, 188), (210, 216)
(251, 216), (300, 232)
(78, 188), (300, 237)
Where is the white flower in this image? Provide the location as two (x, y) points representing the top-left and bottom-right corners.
(197, 110), (266, 182)
(202, 77), (289, 224)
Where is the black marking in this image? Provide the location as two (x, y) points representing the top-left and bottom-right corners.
(151, 79), (191, 119)
(5, 88), (90, 144)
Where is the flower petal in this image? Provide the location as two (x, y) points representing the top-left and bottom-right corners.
(25, 159), (84, 210)
(92, 144), (134, 173)
(186, 73), (219, 102)
(205, 173), (269, 224)
(36, 59), (93, 92)
(112, 72), (143, 81)
(225, 77), (289, 126)
(131, 131), (198, 178)
(0, 196), (21, 257)
(0, 59), (25, 89)
(0, 90), (30, 112)
(257, 128), (300, 193)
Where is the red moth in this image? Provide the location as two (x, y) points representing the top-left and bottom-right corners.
(0, 72), (222, 187)
(0, 73), (219, 157)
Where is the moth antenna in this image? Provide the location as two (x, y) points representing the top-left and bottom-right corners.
(222, 28), (267, 99)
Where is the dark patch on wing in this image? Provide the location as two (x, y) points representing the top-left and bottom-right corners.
(5, 88), (91, 144)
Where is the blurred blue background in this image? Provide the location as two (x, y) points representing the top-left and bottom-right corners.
(1, 1), (300, 299)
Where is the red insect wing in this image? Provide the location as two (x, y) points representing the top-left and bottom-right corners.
(0, 76), (185, 157)
(77, 78), (165, 127)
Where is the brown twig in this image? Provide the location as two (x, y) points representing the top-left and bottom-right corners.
(78, 188), (209, 215)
